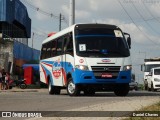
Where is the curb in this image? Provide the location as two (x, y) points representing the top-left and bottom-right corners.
(0, 88), (47, 93)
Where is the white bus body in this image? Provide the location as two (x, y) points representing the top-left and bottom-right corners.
(147, 67), (160, 91)
(142, 58), (160, 90)
(40, 24), (132, 96)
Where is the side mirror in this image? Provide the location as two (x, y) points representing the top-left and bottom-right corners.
(127, 37), (131, 49)
(141, 65), (144, 71)
(124, 32), (131, 49)
(148, 72), (152, 76)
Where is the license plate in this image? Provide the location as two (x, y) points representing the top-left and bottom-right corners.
(101, 73), (112, 78)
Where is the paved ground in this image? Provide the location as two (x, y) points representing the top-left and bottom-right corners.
(0, 87), (45, 93)
(0, 88), (159, 120)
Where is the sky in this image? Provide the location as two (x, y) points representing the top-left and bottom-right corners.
(20, 0), (160, 83)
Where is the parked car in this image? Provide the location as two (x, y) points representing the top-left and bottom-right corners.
(129, 79), (138, 90)
(146, 67), (160, 91)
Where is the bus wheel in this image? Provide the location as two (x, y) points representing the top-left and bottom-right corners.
(48, 81), (61, 95)
(48, 80), (54, 95)
(114, 84), (129, 96)
(54, 87), (61, 95)
(67, 78), (80, 96)
(151, 83), (156, 92)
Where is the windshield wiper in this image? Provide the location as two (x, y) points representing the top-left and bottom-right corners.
(109, 51), (127, 57)
(86, 51), (108, 57)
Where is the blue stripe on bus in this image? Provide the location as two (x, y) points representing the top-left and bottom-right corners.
(41, 64), (54, 85)
(41, 61), (54, 65)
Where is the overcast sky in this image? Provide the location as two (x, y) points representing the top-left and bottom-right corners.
(20, 0), (160, 83)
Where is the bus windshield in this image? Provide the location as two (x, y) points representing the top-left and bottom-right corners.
(145, 64), (160, 72)
(154, 69), (160, 75)
(75, 27), (130, 58)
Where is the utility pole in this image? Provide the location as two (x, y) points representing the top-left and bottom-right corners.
(69, 0), (75, 26)
(32, 32), (34, 60)
(59, 13), (62, 31)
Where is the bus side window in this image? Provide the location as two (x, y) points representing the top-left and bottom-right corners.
(46, 43), (52, 58)
(51, 40), (57, 57)
(64, 33), (73, 56)
(41, 44), (47, 59)
(57, 38), (63, 56)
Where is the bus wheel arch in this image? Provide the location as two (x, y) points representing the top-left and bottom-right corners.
(151, 82), (156, 92)
(48, 75), (61, 95)
(66, 75), (80, 96)
(48, 75), (54, 94)
(66, 73), (72, 84)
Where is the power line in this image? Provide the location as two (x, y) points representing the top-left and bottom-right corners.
(32, 27), (48, 35)
(142, 3), (160, 24)
(118, 0), (159, 46)
(21, 0), (59, 18)
(20, 0), (69, 25)
(131, 2), (160, 34)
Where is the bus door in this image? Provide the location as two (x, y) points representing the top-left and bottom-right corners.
(63, 33), (74, 86)
(52, 38), (64, 86)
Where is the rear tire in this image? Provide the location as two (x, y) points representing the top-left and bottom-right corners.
(67, 78), (80, 96)
(114, 84), (129, 96)
(19, 83), (27, 89)
(48, 80), (61, 95)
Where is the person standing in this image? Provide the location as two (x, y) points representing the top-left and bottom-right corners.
(0, 70), (2, 90)
(1, 69), (6, 90)
(5, 72), (10, 90)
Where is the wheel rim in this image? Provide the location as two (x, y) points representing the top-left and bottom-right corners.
(68, 81), (75, 94)
(49, 81), (51, 92)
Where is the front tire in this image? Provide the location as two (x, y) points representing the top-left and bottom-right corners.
(114, 84), (129, 96)
(67, 78), (80, 96)
(151, 83), (156, 92)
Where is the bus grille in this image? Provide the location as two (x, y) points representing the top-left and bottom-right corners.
(91, 66), (121, 79)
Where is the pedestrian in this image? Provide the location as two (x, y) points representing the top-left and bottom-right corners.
(5, 72), (10, 90)
(1, 69), (6, 90)
(0, 70), (2, 90)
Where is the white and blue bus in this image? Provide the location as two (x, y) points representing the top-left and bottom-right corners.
(40, 24), (132, 96)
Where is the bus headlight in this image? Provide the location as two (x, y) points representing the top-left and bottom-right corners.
(75, 65), (89, 71)
(154, 78), (160, 82)
(123, 65), (132, 71)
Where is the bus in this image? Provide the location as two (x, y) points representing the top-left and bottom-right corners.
(40, 24), (132, 96)
(141, 58), (160, 90)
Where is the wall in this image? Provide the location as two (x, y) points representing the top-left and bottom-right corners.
(0, 0), (31, 38)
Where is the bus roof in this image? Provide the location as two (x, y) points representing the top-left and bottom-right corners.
(42, 23), (119, 44)
(145, 61), (160, 65)
(144, 57), (160, 62)
(151, 67), (160, 70)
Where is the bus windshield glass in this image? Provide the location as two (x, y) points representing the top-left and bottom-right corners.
(154, 69), (160, 75)
(75, 27), (130, 57)
(145, 64), (160, 72)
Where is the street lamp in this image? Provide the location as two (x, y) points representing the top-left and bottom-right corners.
(69, 0), (75, 26)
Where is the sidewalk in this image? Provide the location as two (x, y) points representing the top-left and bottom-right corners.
(0, 87), (47, 93)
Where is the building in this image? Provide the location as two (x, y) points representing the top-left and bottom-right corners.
(0, 0), (40, 76)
